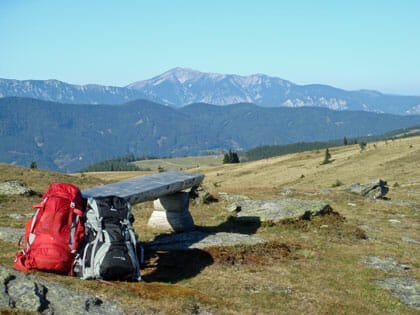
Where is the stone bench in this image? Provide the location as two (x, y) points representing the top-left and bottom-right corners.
(82, 171), (204, 232)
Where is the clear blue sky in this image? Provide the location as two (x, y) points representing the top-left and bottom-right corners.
(1, 0), (419, 95)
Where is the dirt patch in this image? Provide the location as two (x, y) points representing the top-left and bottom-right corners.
(205, 241), (301, 266)
(279, 212), (368, 241)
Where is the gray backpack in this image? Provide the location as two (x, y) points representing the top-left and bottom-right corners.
(74, 196), (142, 281)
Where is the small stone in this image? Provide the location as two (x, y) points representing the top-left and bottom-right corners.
(389, 219), (401, 224)
(347, 203), (357, 207)
(8, 213), (24, 220)
(320, 225), (329, 229)
(402, 237), (420, 244)
(266, 286), (293, 294)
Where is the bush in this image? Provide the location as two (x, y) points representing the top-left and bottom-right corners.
(30, 161), (37, 169)
(331, 179), (343, 187)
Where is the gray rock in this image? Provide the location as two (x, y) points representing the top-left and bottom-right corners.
(0, 227), (23, 243)
(227, 198), (332, 223)
(218, 193), (250, 203)
(364, 256), (411, 273)
(0, 266), (124, 314)
(0, 181), (34, 196)
(375, 277), (420, 310)
(0, 268), (13, 308)
(349, 179), (389, 199)
(402, 237), (420, 244)
(147, 231), (267, 251)
(7, 276), (46, 312)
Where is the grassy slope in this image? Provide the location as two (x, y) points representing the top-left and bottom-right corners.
(131, 155), (224, 172)
(1, 137), (419, 314)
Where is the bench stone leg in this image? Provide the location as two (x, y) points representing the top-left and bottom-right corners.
(147, 192), (195, 232)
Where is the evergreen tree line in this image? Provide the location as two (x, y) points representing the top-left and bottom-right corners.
(243, 125), (420, 162)
(223, 150), (240, 164)
(80, 154), (153, 172)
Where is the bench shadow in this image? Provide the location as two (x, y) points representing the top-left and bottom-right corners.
(141, 249), (213, 283)
(198, 216), (261, 235)
(142, 216), (261, 283)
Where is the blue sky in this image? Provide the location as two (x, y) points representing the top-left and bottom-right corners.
(1, 0), (419, 95)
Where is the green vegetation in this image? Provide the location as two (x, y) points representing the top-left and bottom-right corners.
(243, 125), (420, 162)
(81, 154), (151, 172)
(331, 179), (343, 187)
(223, 150), (240, 164)
(29, 161), (37, 169)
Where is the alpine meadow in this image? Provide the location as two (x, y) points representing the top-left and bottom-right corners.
(0, 1), (419, 314)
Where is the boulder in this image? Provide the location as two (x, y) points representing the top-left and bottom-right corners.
(0, 181), (35, 196)
(0, 266), (123, 314)
(226, 197), (332, 223)
(349, 179), (389, 199)
(147, 231), (267, 251)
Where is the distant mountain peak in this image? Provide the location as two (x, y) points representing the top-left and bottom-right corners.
(0, 68), (419, 115)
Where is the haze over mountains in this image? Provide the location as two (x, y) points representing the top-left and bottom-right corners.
(1, 97), (420, 172)
(1, 68), (420, 115)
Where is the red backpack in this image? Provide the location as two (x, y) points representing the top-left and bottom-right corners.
(14, 183), (85, 275)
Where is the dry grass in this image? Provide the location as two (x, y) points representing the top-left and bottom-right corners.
(132, 155), (223, 172)
(0, 136), (419, 314)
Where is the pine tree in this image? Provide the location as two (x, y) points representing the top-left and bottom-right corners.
(223, 150), (240, 164)
(343, 137), (348, 145)
(321, 148), (332, 165)
(29, 161), (37, 169)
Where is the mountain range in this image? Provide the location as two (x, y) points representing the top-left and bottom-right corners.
(1, 68), (419, 115)
(1, 97), (420, 172)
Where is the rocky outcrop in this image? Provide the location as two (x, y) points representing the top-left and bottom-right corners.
(375, 278), (420, 310)
(0, 181), (35, 196)
(147, 231), (267, 251)
(363, 256), (419, 310)
(364, 256), (411, 273)
(225, 197), (332, 223)
(349, 179), (389, 199)
(0, 227), (23, 243)
(0, 266), (123, 314)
